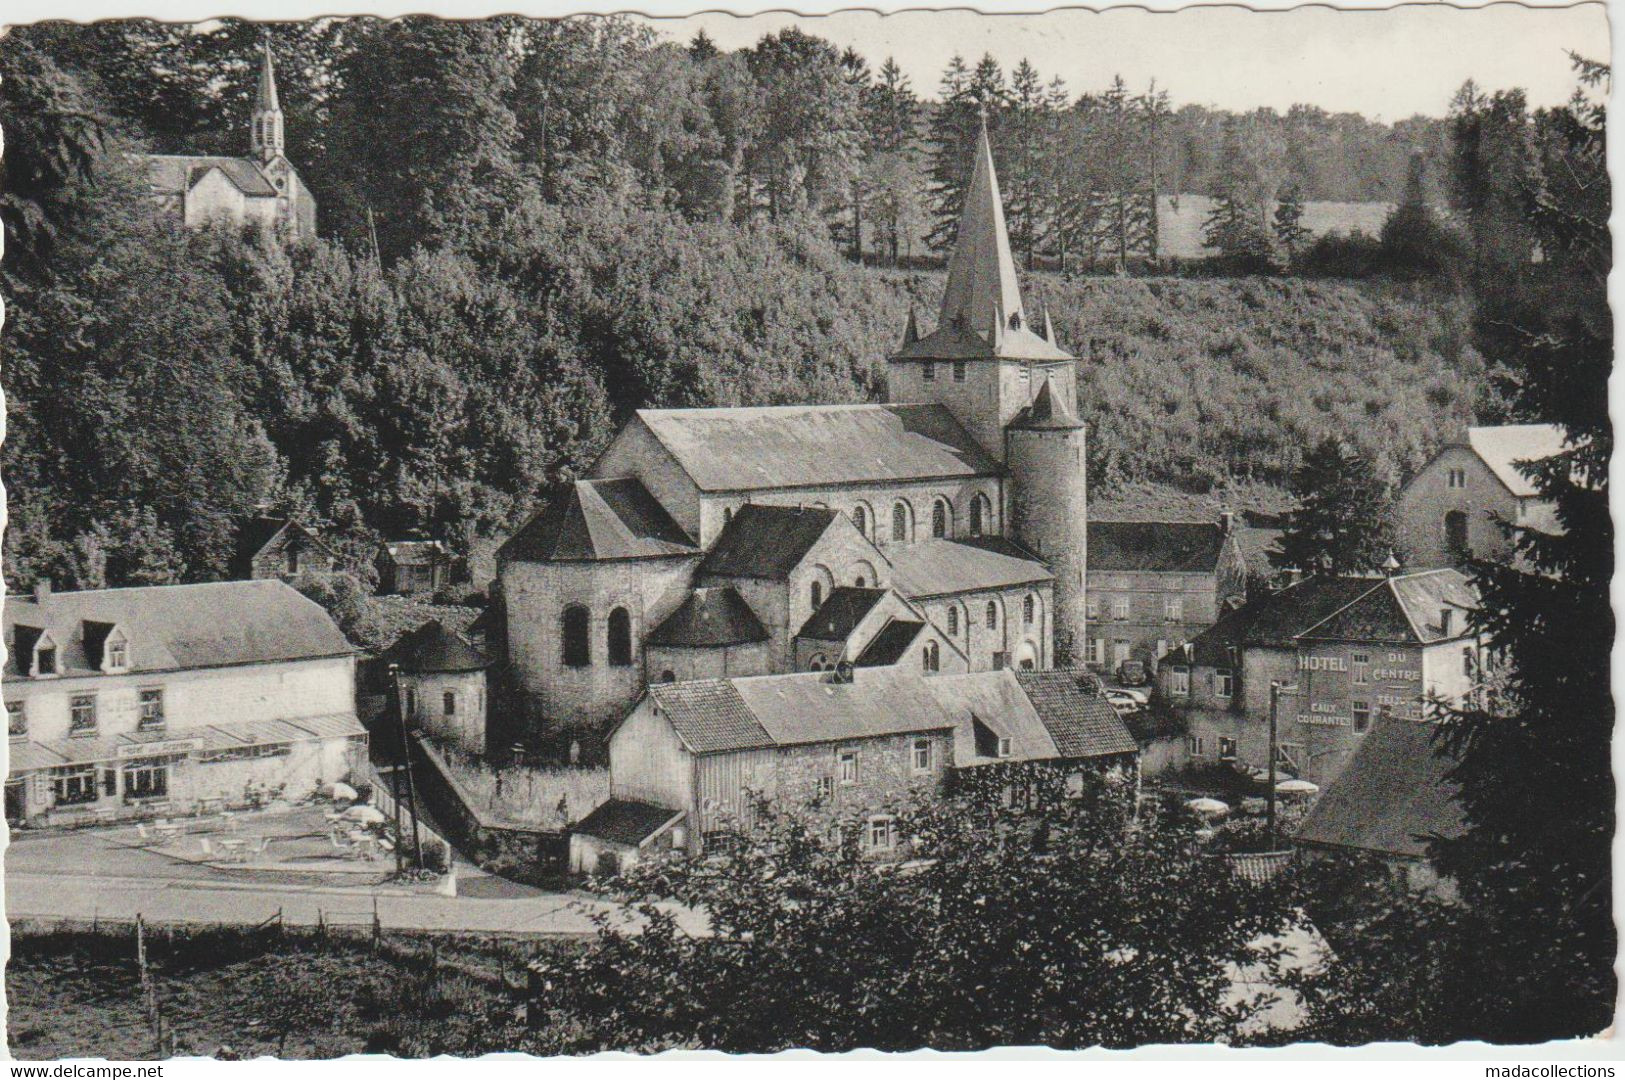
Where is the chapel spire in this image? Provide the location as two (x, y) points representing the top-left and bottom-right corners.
(251, 41), (285, 162)
(938, 109), (1025, 340)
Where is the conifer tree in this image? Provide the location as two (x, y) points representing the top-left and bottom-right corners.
(1268, 437), (1396, 576)
(926, 53), (975, 251)
(1272, 182), (1310, 263)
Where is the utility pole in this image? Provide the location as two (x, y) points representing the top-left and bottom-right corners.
(390, 662), (425, 869)
(1268, 681), (1298, 847)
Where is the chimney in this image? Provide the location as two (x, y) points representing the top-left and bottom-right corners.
(1218, 510), (1235, 536)
(33, 578), (52, 605)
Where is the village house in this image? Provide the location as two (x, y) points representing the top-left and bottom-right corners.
(569, 666), (1137, 873)
(1158, 568), (1481, 787)
(382, 620), (491, 757)
(1396, 424), (1566, 569)
(497, 119), (1085, 734)
(1083, 515), (1247, 677)
(4, 580), (364, 826)
(138, 45), (317, 242)
(377, 539), (454, 595)
(232, 515), (339, 581)
(1295, 715), (1467, 897)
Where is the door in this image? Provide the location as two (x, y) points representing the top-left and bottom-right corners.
(1444, 510), (1470, 562)
(5, 780), (26, 825)
(1113, 640), (1131, 668)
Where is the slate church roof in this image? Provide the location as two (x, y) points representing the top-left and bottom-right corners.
(698, 504), (841, 580)
(499, 478), (697, 563)
(141, 154), (281, 197)
(796, 587), (889, 642)
(1088, 520), (1232, 573)
(647, 587), (770, 649)
(888, 538), (1052, 599)
(634, 403), (1000, 492)
(381, 619), (490, 674)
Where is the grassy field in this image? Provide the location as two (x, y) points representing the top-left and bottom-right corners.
(6, 922), (571, 1060)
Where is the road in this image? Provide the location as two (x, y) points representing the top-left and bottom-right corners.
(5, 869), (706, 937)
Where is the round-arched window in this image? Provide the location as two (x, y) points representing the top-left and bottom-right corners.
(607, 607), (633, 667)
(986, 600), (998, 629)
(947, 606), (959, 635)
(970, 493), (991, 537)
(852, 505), (868, 537)
(1023, 594), (1036, 626)
(932, 498), (952, 539)
(562, 605), (590, 668)
(892, 501), (911, 543)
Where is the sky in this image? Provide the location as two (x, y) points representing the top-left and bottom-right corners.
(632, 3), (1609, 119)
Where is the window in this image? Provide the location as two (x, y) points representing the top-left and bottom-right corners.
(952, 360), (967, 383)
(913, 738), (932, 772)
(868, 816), (898, 851)
(34, 644), (56, 676)
(1444, 510), (1470, 562)
(138, 689), (164, 732)
(285, 547), (301, 575)
(815, 776), (834, 800)
(1216, 669), (1234, 699)
(1086, 638), (1103, 665)
(1111, 596), (1130, 621)
(1352, 700), (1372, 732)
(852, 505), (867, 537)
(997, 736), (1012, 758)
(123, 762), (169, 801)
(838, 751), (858, 784)
(1019, 364), (1030, 385)
(660, 670), (677, 684)
(992, 651), (1006, 670)
(70, 695), (97, 735)
(1218, 736), (1238, 761)
(1447, 467), (1467, 489)
(53, 766), (99, 806)
(1439, 609), (1454, 637)
(1463, 646), (1476, 679)
(922, 640), (940, 673)
(608, 607), (633, 666)
(923, 361), (935, 382)
(6, 701), (24, 738)
(562, 605), (590, 668)
(1086, 595), (1100, 620)
(1170, 667), (1191, 696)
(1023, 594), (1035, 626)
(986, 601), (998, 629)
(810, 581), (823, 610)
(1353, 652), (1370, 685)
(443, 691), (457, 716)
(1163, 597), (1183, 623)
(947, 607), (959, 635)
(1186, 735), (1205, 757)
(931, 499), (950, 539)
(891, 501), (911, 543)
(105, 636), (128, 671)
(405, 688), (417, 716)
(969, 493), (990, 537)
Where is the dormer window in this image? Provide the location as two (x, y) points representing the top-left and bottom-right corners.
(106, 637), (128, 672)
(1439, 609), (1454, 636)
(30, 631), (59, 678)
(997, 736), (1013, 758)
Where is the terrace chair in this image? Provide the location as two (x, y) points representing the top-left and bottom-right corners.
(198, 836), (215, 859)
(243, 836), (273, 863)
(135, 822), (155, 845)
(328, 831), (356, 857)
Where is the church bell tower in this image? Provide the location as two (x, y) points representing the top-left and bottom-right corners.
(251, 42), (285, 163)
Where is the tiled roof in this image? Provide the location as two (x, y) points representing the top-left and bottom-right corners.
(572, 799), (684, 847)
(1467, 423), (1567, 498)
(889, 537), (1052, 599)
(647, 588), (769, 649)
(796, 587), (888, 642)
(4, 581), (353, 680)
(698, 504), (839, 581)
(1223, 850), (1295, 885)
(647, 679), (774, 754)
(1299, 569), (1477, 645)
(498, 479), (697, 564)
(380, 619), (490, 673)
(139, 154), (278, 197)
(924, 670), (1060, 764)
(1089, 521), (1231, 573)
(854, 620), (924, 667)
(636, 404), (1001, 493)
(1295, 718), (1467, 859)
(731, 668), (955, 748)
(1014, 670), (1140, 759)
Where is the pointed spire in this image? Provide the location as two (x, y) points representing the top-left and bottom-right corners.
(902, 307), (920, 347)
(1014, 371), (1085, 431)
(256, 40), (280, 113)
(1043, 306), (1057, 345)
(938, 110), (1024, 347)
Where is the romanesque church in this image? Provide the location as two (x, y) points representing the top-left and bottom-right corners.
(139, 44), (317, 241)
(497, 121), (1090, 727)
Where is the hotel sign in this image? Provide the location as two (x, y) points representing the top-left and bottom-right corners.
(117, 737), (203, 759)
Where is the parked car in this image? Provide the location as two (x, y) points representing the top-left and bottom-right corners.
(1103, 689), (1147, 715)
(1116, 659), (1150, 687)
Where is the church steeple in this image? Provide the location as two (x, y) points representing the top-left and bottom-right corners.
(251, 42), (285, 163)
(938, 111), (1025, 340)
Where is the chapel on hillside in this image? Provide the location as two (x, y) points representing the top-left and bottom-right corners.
(139, 44), (317, 241)
(496, 119), (1092, 728)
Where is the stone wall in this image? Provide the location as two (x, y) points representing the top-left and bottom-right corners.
(1396, 445), (1519, 570)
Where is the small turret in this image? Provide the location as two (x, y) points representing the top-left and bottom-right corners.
(1007, 372), (1089, 664)
(902, 307), (920, 347)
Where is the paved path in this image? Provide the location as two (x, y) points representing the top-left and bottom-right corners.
(5, 869), (707, 938)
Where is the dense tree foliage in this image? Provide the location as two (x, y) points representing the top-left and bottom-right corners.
(1268, 437), (1398, 575)
(529, 777), (1294, 1052)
